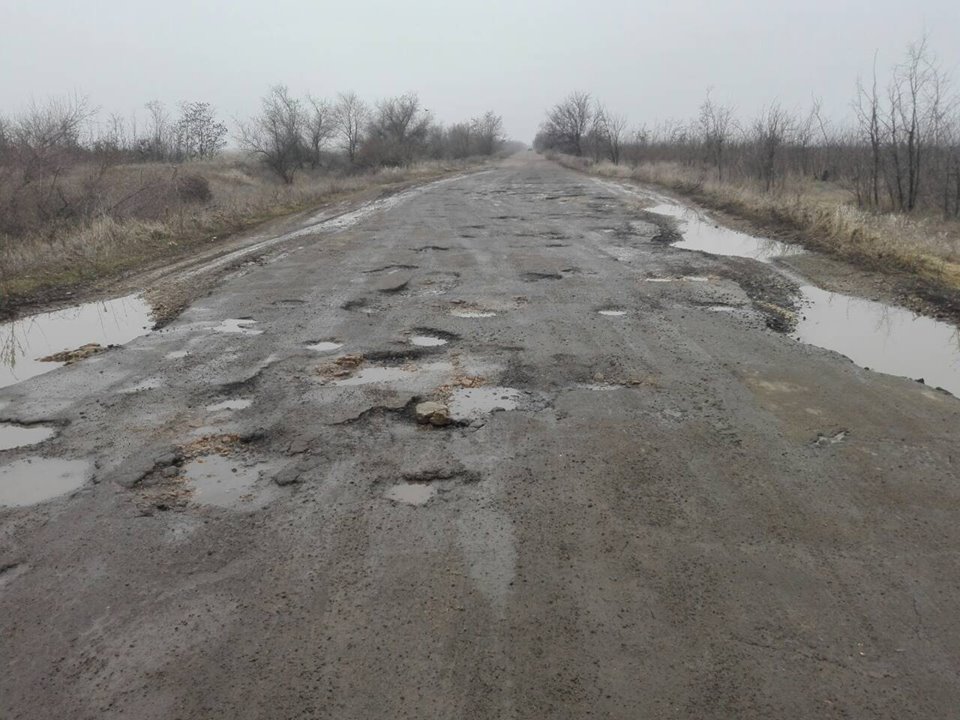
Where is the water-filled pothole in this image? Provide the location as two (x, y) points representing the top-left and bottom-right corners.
(410, 335), (448, 347)
(306, 340), (343, 353)
(0, 457), (91, 506)
(0, 424), (57, 451)
(182, 456), (271, 508)
(206, 398), (253, 412)
(598, 309), (627, 317)
(449, 387), (522, 421)
(451, 309), (497, 318)
(214, 319), (263, 335)
(384, 483), (437, 506)
(0, 294), (152, 389)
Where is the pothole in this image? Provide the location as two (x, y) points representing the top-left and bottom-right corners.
(644, 276), (712, 283)
(0, 423), (57, 451)
(305, 340), (343, 353)
(0, 457), (91, 507)
(410, 335), (448, 347)
(165, 350), (189, 360)
(813, 429), (848, 447)
(451, 309), (497, 318)
(183, 455), (274, 509)
(384, 483), (437, 506)
(206, 398), (253, 412)
(449, 386), (523, 421)
(214, 318), (263, 335)
(598, 309), (627, 317)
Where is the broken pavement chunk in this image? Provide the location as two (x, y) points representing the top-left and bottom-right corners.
(415, 401), (451, 426)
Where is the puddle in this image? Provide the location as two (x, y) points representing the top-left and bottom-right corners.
(0, 294), (152, 389)
(165, 350), (189, 360)
(214, 319), (263, 335)
(598, 310), (627, 317)
(305, 341), (343, 353)
(644, 276), (711, 283)
(183, 455), (268, 508)
(333, 366), (413, 386)
(449, 387), (522, 420)
(0, 424), (56, 451)
(646, 203), (802, 262)
(384, 483), (437, 506)
(0, 457), (91, 507)
(794, 285), (960, 396)
(451, 310), (497, 318)
(206, 398), (253, 412)
(410, 335), (448, 347)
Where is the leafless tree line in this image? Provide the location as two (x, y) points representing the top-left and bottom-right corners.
(238, 86), (505, 183)
(536, 39), (960, 217)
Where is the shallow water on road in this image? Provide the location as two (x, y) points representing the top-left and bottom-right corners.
(0, 424), (56, 451)
(449, 387), (522, 420)
(0, 457), (90, 506)
(0, 295), (152, 389)
(385, 483), (436, 506)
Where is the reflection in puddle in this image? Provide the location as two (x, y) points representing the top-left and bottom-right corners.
(214, 319), (263, 335)
(0, 424), (56, 451)
(795, 285), (960, 396)
(451, 310), (497, 318)
(598, 310), (627, 317)
(384, 483), (437, 506)
(646, 203), (801, 262)
(206, 398), (253, 412)
(449, 387), (522, 420)
(410, 335), (448, 347)
(183, 456), (268, 508)
(0, 294), (152, 389)
(306, 341), (343, 353)
(0, 457), (90, 507)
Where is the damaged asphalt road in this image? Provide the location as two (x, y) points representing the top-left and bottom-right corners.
(2, 152), (959, 719)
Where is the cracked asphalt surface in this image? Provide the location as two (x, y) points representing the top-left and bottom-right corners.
(2, 152), (959, 719)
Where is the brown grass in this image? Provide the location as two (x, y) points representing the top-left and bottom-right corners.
(0, 158), (484, 313)
(552, 154), (960, 293)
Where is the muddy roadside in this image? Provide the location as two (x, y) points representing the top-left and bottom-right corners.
(1, 164), (492, 326)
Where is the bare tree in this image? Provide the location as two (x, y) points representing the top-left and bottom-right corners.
(364, 93), (432, 165)
(176, 101), (227, 160)
(698, 90), (735, 181)
(471, 111), (504, 156)
(540, 91), (592, 156)
(305, 95), (335, 168)
(238, 85), (305, 183)
(752, 102), (793, 191)
(333, 92), (368, 165)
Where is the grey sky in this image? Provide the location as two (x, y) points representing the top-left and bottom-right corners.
(2, 0), (958, 142)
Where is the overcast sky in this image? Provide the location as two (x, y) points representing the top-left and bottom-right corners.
(1, 0), (958, 142)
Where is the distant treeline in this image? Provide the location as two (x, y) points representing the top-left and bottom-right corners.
(535, 38), (960, 217)
(0, 88), (508, 239)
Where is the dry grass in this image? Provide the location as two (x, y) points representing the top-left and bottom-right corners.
(554, 154), (960, 292)
(0, 157), (483, 312)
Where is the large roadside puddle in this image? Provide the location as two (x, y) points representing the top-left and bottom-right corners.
(647, 202), (960, 396)
(0, 295), (152, 389)
(646, 203), (801, 262)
